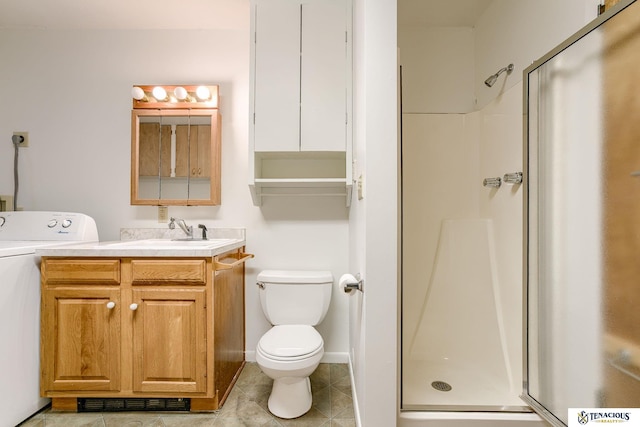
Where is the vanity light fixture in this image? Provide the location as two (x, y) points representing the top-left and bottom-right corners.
(131, 85), (219, 109)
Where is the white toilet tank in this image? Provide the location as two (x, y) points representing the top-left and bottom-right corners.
(257, 270), (333, 326)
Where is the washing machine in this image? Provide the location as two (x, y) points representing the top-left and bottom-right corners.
(0, 211), (98, 427)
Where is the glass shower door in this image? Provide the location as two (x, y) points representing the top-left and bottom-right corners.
(523, 0), (640, 425)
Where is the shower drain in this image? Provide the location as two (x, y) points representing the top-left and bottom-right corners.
(431, 381), (452, 392)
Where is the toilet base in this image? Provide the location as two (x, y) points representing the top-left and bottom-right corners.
(268, 376), (312, 419)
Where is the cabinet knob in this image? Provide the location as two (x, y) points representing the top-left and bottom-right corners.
(192, 168), (196, 175)
(129, 303), (138, 311)
(106, 301), (116, 309)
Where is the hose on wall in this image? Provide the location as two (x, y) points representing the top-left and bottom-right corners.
(12, 135), (20, 211)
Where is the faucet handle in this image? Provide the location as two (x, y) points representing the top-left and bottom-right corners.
(168, 217), (176, 229)
(198, 224), (208, 240)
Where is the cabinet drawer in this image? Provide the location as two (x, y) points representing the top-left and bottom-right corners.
(131, 259), (207, 285)
(43, 259), (121, 285)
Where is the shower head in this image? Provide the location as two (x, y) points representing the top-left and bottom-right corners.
(484, 63), (514, 87)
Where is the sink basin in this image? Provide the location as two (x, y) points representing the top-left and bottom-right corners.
(105, 238), (236, 249)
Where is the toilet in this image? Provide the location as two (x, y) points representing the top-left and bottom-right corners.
(255, 269), (333, 419)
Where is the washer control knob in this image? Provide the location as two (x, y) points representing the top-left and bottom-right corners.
(47, 219), (58, 228)
(62, 219), (72, 228)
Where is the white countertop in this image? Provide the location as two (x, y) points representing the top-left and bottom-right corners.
(37, 238), (245, 258)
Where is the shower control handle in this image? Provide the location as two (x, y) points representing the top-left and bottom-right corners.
(503, 172), (523, 184)
(483, 177), (502, 188)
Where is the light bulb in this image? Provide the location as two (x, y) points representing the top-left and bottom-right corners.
(131, 86), (147, 101)
(196, 86), (211, 101)
(152, 86), (168, 101)
(174, 86), (190, 101)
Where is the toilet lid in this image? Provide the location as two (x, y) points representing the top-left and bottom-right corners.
(258, 325), (323, 358)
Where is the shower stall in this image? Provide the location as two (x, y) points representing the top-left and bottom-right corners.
(399, 0), (640, 425)
(400, 72), (528, 412)
(399, 0), (530, 414)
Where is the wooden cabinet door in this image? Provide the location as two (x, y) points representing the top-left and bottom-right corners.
(41, 287), (121, 392)
(131, 288), (207, 394)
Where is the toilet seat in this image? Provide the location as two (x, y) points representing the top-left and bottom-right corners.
(257, 325), (323, 361)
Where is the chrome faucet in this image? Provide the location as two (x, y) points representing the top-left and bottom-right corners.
(169, 217), (193, 238)
(198, 224), (208, 240)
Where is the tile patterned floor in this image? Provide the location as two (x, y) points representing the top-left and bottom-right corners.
(19, 363), (355, 427)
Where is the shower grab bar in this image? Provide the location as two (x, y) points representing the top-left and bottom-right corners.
(483, 177), (502, 188)
(503, 172), (523, 184)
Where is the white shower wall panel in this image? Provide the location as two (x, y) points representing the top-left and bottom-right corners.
(478, 81), (524, 396)
(402, 113), (480, 343)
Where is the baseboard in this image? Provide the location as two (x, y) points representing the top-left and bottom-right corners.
(244, 350), (349, 364)
(348, 353), (363, 427)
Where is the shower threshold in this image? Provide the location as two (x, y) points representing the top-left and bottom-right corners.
(401, 404), (533, 412)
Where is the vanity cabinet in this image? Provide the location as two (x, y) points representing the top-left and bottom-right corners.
(249, 0), (353, 206)
(40, 250), (249, 411)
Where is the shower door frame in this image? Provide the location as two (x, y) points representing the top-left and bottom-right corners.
(521, 1), (637, 426)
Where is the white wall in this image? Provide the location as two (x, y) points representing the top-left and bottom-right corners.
(398, 0), (602, 114)
(398, 26), (475, 113)
(0, 27), (350, 361)
(474, 0), (602, 109)
(351, 0), (398, 426)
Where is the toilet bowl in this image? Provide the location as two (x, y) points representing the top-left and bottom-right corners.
(255, 270), (333, 419)
(256, 325), (324, 418)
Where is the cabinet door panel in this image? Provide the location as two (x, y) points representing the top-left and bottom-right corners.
(253, 0), (301, 152)
(301, 0), (347, 151)
(42, 288), (120, 392)
(132, 288), (207, 393)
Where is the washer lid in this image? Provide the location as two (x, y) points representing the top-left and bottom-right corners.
(258, 325), (323, 358)
(257, 270), (333, 284)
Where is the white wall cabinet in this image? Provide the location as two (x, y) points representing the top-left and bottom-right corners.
(249, 0), (353, 206)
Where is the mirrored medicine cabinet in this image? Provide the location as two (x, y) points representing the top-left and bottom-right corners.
(130, 85), (221, 206)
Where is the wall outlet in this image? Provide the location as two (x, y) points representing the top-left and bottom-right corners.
(13, 132), (29, 147)
(0, 195), (14, 211)
(158, 206), (168, 223)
